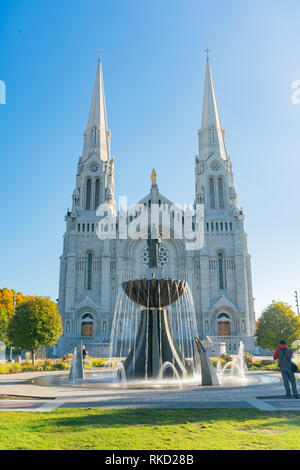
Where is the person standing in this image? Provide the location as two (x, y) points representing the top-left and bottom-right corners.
(273, 340), (298, 399)
(82, 346), (87, 360)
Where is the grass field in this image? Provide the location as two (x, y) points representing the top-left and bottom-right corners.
(0, 408), (300, 450)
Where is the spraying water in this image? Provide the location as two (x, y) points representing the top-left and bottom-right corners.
(109, 281), (200, 382)
(217, 341), (247, 382)
(69, 345), (85, 382)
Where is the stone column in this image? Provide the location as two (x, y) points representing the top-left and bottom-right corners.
(234, 253), (250, 334)
(199, 253), (210, 335)
(65, 232), (76, 311)
(100, 238), (111, 314)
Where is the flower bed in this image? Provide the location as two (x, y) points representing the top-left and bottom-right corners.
(209, 354), (300, 372)
(0, 359), (70, 373)
(1, 356), (299, 374)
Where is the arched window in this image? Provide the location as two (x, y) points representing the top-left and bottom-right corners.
(209, 127), (216, 143)
(209, 177), (215, 209)
(86, 179), (91, 210)
(95, 178), (100, 209)
(82, 313), (93, 320)
(218, 177), (224, 209)
(211, 127), (215, 143)
(217, 313), (230, 320)
(218, 251), (225, 289)
(87, 252), (93, 290)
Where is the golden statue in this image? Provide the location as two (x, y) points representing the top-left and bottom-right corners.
(151, 168), (157, 185)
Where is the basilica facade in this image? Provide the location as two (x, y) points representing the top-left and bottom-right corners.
(56, 58), (256, 356)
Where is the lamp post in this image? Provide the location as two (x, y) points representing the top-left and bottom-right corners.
(295, 290), (299, 316)
(9, 292), (16, 362)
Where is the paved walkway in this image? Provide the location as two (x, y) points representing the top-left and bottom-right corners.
(0, 370), (299, 412)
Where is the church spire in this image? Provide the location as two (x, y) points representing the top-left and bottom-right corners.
(198, 58), (227, 161)
(83, 59), (111, 161)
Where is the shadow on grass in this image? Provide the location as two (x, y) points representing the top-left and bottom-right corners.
(28, 408), (300, 431)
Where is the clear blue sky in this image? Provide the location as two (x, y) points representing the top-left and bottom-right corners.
(1, 0), (300, 318)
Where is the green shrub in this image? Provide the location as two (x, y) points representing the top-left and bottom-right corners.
(210, 357), (226, 367)
(0, 363), (24, 373)
(262, 363), (280, 370)
(0, 358), (71, 373)
(0, 364), (10, 373)
(244, 353), (255, 367)
(53, 362), (68, 370)
(259, 359), (274, 366)
(91, 358), (115, 368)
(42, 359), (55, 370)
(220, 353), (233, 363)
(21, 363), (36, 372)
(248, 360), (279, 371)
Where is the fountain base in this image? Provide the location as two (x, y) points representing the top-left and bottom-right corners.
(123, 309), (193, 380)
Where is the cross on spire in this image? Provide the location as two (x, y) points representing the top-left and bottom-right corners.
(97, 47), (103, 61)
(203, 46), (210, 60)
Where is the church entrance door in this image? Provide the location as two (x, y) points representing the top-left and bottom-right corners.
(218, 321), (230, 336)
(81, 322), (94, 337)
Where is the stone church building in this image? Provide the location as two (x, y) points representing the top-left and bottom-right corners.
(56, 57), (256, 356)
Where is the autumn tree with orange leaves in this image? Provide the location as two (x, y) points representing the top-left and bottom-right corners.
(0, 288), (35, 343)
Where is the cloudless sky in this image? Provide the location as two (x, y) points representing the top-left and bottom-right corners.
(1, 0), (300, 318)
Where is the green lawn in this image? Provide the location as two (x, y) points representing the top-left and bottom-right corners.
(0, 408), (299, 450)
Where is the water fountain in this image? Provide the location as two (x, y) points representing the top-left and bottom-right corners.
(57, 229), (267, 390)
(217, 341), (247, 383)
(114, 226), (196, 381)
(120, 278), (194, 380)
(69, 346), (84, 382)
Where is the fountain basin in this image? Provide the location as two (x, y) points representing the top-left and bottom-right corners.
(30, 369), (280, 390)
(122, 279), (187, 309)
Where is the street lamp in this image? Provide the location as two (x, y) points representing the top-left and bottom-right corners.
(9, 292), (16, 362)
(295, 290), (299, 316)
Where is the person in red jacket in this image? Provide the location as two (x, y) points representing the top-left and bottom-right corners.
(273, 340), (298, 398)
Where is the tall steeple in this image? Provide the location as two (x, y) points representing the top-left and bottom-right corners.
(195, 56), (237, 210)
(83, 59), (111, 162)
(198, 58), (227, 161)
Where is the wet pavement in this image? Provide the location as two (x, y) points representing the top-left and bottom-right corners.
(0, 370), (299, 412)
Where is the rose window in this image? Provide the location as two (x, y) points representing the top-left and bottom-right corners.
(90, 162), (98, 172)
(141, 244), (169, 268)
(211, 161), (220, 171)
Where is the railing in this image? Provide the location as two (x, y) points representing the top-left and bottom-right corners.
(207, 336), (255, 354)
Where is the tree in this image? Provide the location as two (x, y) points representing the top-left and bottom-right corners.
(0, 288), (34, 344)
(256, 301), (300, 351)
(0, 306), (9, 343)
(7, 297), (63, 364)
